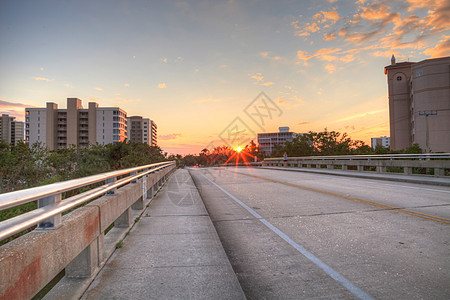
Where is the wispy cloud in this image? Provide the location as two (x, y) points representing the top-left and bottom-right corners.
(0, 99), (34, 121)
(249, 73), (275, 86)
(34, 77), (52, 82)
(159, 133), (182, 140)
(297, 121), (311, 125)
(325, 63), (336, 73)
(112, 97), (136, 104)
(194, 98), (221, 103)
(64, 83), (74, 88)
(260, 51), (282, 60)
(124, 83), (129, 87)
(424, 36), (450, 58)
(333, 109), (387, 123)
(158, 83), (166, 89)
(292, 0), (449, 61)
(95, 87), (103, 91)
(250, 73), (264, 81)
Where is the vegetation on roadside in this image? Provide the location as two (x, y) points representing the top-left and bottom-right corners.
(0, 141), (168, 233)
(177, 129), (423, 167)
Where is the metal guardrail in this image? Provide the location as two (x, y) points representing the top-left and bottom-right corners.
(265, 153), (450, 161)
(0, 161), (175, 241)
(263, 154), (450, 177)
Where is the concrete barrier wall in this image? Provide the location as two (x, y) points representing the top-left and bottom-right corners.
(0, 165), (175, 300)
(263, 158), (450, 177)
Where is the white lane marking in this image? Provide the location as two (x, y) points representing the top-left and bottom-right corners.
(202, 174), (374, 300)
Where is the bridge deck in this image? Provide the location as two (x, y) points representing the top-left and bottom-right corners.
(80, 169), (245, 299)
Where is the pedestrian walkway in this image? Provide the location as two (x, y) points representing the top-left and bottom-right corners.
(81, 169), (245, 299)
(262, 166), (450, 186)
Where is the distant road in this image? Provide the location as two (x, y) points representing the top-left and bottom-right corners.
(190, 167), (450, 299)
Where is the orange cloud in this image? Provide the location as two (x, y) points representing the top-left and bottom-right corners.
(260, 52), (282, 60)
(325, 64), (336, 74)
(158, 83), (166, 89)
(423, 37), (450, 58)
(194, 98), (221, 103)
(250, 73), (264, 81)
(34, 77), (52, 82)
(321, 11), (341, 22)
(159, 133), (182, 140)
(323, 33), (337, 41)
(297, 50), (313, 64)
(0, 100), (34, 121)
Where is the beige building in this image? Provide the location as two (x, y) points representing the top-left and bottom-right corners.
(127, 116), (157, 146)
(25, 98), (127, 149)
(257, 127), (297, 155)
(0, 114), (24, 145)
(384, 56), (450, 152)
(371, 136), (390, 149)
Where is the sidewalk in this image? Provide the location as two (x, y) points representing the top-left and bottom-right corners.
(261, 166), (450, 187)
(81, 169), (245, 299)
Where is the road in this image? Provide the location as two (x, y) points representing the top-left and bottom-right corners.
(189, 167), (450, 300)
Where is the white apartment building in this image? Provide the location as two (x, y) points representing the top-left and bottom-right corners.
(25, 98), (127, 149)
(257, 127), (297, 156)
(371, 137), (390, 149)
(127, 116), (157, 147)
(97, 108), (128, 146)
(25, 108), (47, 145)
(0, 114), (25, 145)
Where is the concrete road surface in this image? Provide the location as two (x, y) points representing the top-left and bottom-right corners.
(189, 167), (450, 300)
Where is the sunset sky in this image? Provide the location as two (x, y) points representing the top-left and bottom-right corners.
(1, 0), (449, 155)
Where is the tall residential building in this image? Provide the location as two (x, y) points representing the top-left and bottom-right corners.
(384, 56), (450, 152)
(371, 137), (390, 149)
(25, 98), (127, 149)
(127, 116), (157, 147)
(150, 120), (157, 147)
(0, 114), (24, 145)
(257, 126), (297, 156)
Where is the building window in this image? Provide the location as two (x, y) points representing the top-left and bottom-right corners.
(396, 76), (402, 81)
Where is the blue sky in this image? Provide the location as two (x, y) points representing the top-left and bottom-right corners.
(1, 0), (449, 154)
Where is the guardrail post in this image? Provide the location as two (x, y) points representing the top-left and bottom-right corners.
(131, 171), (137, 184)
(132, 169), (146, 210)
(357, 164), (363, 172)
(66, 236), (102, 278)
(376, 162), (386, 173)
(342, 164), (347, 171)
(434, 168), (445, 177)
(106, 177), (116, 195)
(142, 168), (148, 200)
(115, 208), (132, 228)
(37, 194), (62, 229)
(404, 166), (412, 175)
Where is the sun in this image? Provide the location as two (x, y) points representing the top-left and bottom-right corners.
(235, 146), (243, 153)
